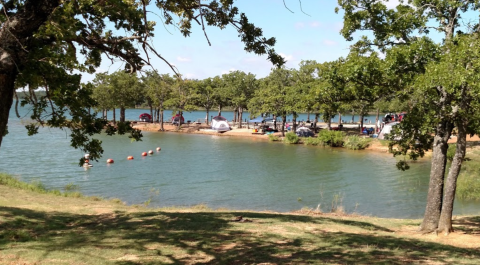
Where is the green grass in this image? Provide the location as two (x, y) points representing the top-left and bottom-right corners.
(1, 173), (480, 264)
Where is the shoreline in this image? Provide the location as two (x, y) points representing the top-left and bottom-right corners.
(132, 121), (480, 155)
(132, 121), (393, 152)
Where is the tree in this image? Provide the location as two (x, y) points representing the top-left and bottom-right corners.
(249, 67), (295, 136)
(310, 59), (348, 130)
(91, 73), (115, 121)
(222, 71), (257, 128)
(294, 60), (322, 130)
(169, 77), (197, 129)
(194, 77), (220, 125)
(0, 0), (284, 162)
(109, 71), (143, 122)
(337, 0), (480, 233)
(143, 71), (174, 130)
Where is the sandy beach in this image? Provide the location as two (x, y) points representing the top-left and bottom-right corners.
(132, 121), (480, 154)
(132, 121), (392, 152)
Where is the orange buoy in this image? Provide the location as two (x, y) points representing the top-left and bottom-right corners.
(127, 156), (134, 160)
(141, 152), (147, 156)
(156, 147), (161, 151)
(148, 150), (154, 155)
(106, 158), (114, 164)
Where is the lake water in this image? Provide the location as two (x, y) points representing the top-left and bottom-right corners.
(1, 106), (479, 218)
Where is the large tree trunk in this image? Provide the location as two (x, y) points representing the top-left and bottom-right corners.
(159, 109), (164, 131)
(375, 108), (379, 133)
(177, 110), (182, 130)
(0, 0), (60, 149)
(113, 108), (116, 124)
(359, 113), (365, 133)
(149, 105), (153, 122)
(233, 108), (238, 125)
(206, 109), (210, 125)
(419, 120), (453, 232)
(273, 114), (277, 130)
(313, 113), (319, 132)
(438, 121), (467, 234)
(292, 113), (297, 132)
(120, 107), (126, 122)
(239, 107), (243, 129)
(281, 115), (286, 136)
(0, 73), (17, 148)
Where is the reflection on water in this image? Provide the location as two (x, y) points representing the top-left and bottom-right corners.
(1, 106), (479, 218)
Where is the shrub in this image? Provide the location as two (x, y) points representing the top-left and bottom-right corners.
(284, 132), (300, 144)
(268, 134), (280, 141)
(344, 135), (372, 150)
(317, 130), (345, 147)
(303, 137), (321, 146)
(64, 183), (80, 192)
(456, 159), (480, 200)
(447, 144), (456, 161)
(0, 173), (47, 193)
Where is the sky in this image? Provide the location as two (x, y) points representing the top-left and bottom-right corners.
(92, 0), (402, 82)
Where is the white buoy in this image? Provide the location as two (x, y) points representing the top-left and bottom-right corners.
(148, 150), (154, 154)
(156, 147), (161, 151)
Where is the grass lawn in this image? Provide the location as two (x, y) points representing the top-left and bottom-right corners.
(0, 182), (479, 264)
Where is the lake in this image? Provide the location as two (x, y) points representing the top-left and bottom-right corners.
(1, 106), (478, 218)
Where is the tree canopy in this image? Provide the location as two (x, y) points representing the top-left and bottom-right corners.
(0, 0), (284, 163)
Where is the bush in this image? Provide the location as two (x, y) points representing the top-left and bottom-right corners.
(447, 144), (456, 161)
(284, 132), (300, 144)
(303, 137), (322, 146)
(344, 135), (372, 150)
(317, 130), (345, 147)
(456, 158), (480, 200)
(268, 134), (280, 141)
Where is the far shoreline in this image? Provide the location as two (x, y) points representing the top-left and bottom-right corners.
(132, 121), (394, 153)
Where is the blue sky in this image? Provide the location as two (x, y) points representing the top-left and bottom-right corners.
(93, 0), (402, 81)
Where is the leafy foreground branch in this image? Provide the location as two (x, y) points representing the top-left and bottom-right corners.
(0, 175), (479, 264)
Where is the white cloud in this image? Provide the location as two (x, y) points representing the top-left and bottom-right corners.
(323, 40), (338, 46)
(309, 21), (322, 28)
(295, 22), (305, 29)
(177, 56), (191, 62)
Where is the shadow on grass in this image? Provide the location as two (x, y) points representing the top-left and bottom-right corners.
(0, 206), (479, 264)
(454, 216), (480, 235)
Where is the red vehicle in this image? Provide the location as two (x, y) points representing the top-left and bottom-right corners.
(139, 113), (152, 122)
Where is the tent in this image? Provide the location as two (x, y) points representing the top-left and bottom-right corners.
(378, 121), (400, 140)
(139, 113), (152, 122)
(296, 126), (314, 137)
(171, 114), (185, 125)
(211, 116), (231, 132)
